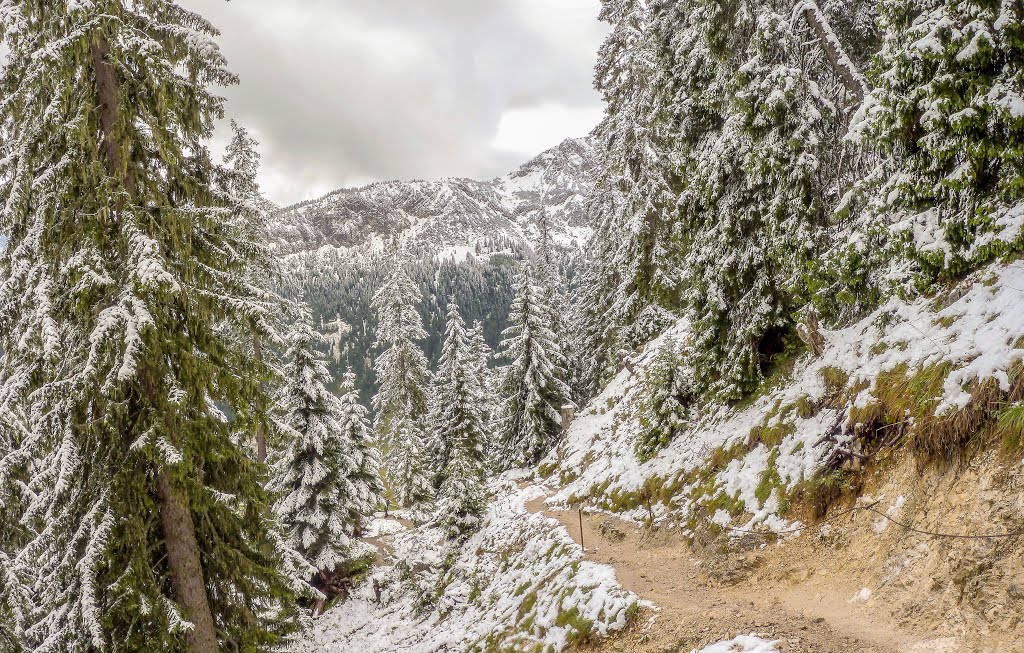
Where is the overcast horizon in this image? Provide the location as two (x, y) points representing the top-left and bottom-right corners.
(178, 0), (608, 207)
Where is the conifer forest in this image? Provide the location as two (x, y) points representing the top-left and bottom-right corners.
(1, 1), (1023, 652)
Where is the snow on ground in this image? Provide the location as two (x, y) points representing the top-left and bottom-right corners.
(691, 635), (780, 653)
(543, 261), (1024, 533)
(362, 516), (406, 538)
(294, 476), (643, 652)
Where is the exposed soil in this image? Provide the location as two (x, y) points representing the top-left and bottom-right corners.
(526, 450), (1024, 653)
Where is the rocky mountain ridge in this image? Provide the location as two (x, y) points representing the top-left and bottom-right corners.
(270, 136), (598, 261)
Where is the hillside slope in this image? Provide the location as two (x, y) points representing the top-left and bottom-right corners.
(537, 260), (1024, 650)
(293, 477), (643, 653)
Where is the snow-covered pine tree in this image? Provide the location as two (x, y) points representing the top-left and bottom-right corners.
(272, 308), (383, 577)
(467, 320), (498, 428)
(582, 0), (681, 389)
(683, 4), (835, 399)
(219, 120), (284, 463)
(533, 206), (560, 295)
(636, 337), (694, 462)
(858, 0), (1024, 283)
(569, 193), (621, 399)
(496, 269), (572, 468)
(372, 254), (433, 507)
(386, 414), (434, 510)
(221, 120), (277, 250)
(431, 302), (488, 539)
(0, 3), (302, 650)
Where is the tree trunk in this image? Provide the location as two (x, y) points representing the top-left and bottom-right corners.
(157, 472), (220, 653)
(92, 32), (220, 653)
(798, 1), (868, 104)
(254, 333), (267, 464)
(90, 36), (135, 198)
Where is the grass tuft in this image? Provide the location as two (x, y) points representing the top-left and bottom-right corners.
(996, 403), (1024, 451)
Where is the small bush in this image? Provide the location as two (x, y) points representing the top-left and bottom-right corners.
(754, 448), (784, 506)
(819, 366), (850, 396)
(793, 395), (819, 419)
(635, 337), (694, 462)
(747, 421), (795, 448)
(792, 469), (852, 519)
(517, 590), (538, 622)
(555, 607), (596, 646)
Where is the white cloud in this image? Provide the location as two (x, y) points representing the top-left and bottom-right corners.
(491, 104), (603, 156)
(184, 0), (609, 205)
(0, 2), (607, 206)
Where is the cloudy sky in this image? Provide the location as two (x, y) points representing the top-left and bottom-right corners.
(179, 0), (608, 206)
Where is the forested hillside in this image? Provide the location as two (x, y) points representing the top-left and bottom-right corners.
(270, 138), (596, 402)
(573, 0), (1024, 403)
(559, 0), (1024, 473)
(275, 251), (520, 405)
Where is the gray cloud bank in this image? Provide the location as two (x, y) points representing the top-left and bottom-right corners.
(181, 0), (608, 206)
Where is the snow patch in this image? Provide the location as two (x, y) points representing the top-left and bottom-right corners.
(692, 634), (780, 653)
(296, 477), (644, 652)
(849, 587), (872, 603)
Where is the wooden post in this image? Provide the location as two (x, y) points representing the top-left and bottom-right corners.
(561, 404), (577, 435)
(578, 507), (585, 552)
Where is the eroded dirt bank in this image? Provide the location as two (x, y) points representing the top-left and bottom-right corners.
(529, 450), (1024, 653)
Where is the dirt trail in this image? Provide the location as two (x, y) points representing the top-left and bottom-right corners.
(527, 497), (939, 653)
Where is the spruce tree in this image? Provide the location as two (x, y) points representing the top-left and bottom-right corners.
(0, 3), (301, 651)
(567, 242), (618, 401)
(683, 4), (835, 399)
(272, 308), (383, 576)
(496, 269), (571, 468)
(431, 302), (488, 539)
(636, 337), (694, 462)
(467, 320), (497, 428)
(219, 120), (282, 463)
(586, 0), (683, 372)
(860, 0), (1024, 282)
(386, 414), (433, 510)
(372, 255), (432, 508)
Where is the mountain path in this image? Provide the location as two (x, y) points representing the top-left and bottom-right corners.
(525, 496), (939, 653)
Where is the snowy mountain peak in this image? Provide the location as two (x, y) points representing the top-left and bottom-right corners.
(270, 137), (598, 260)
